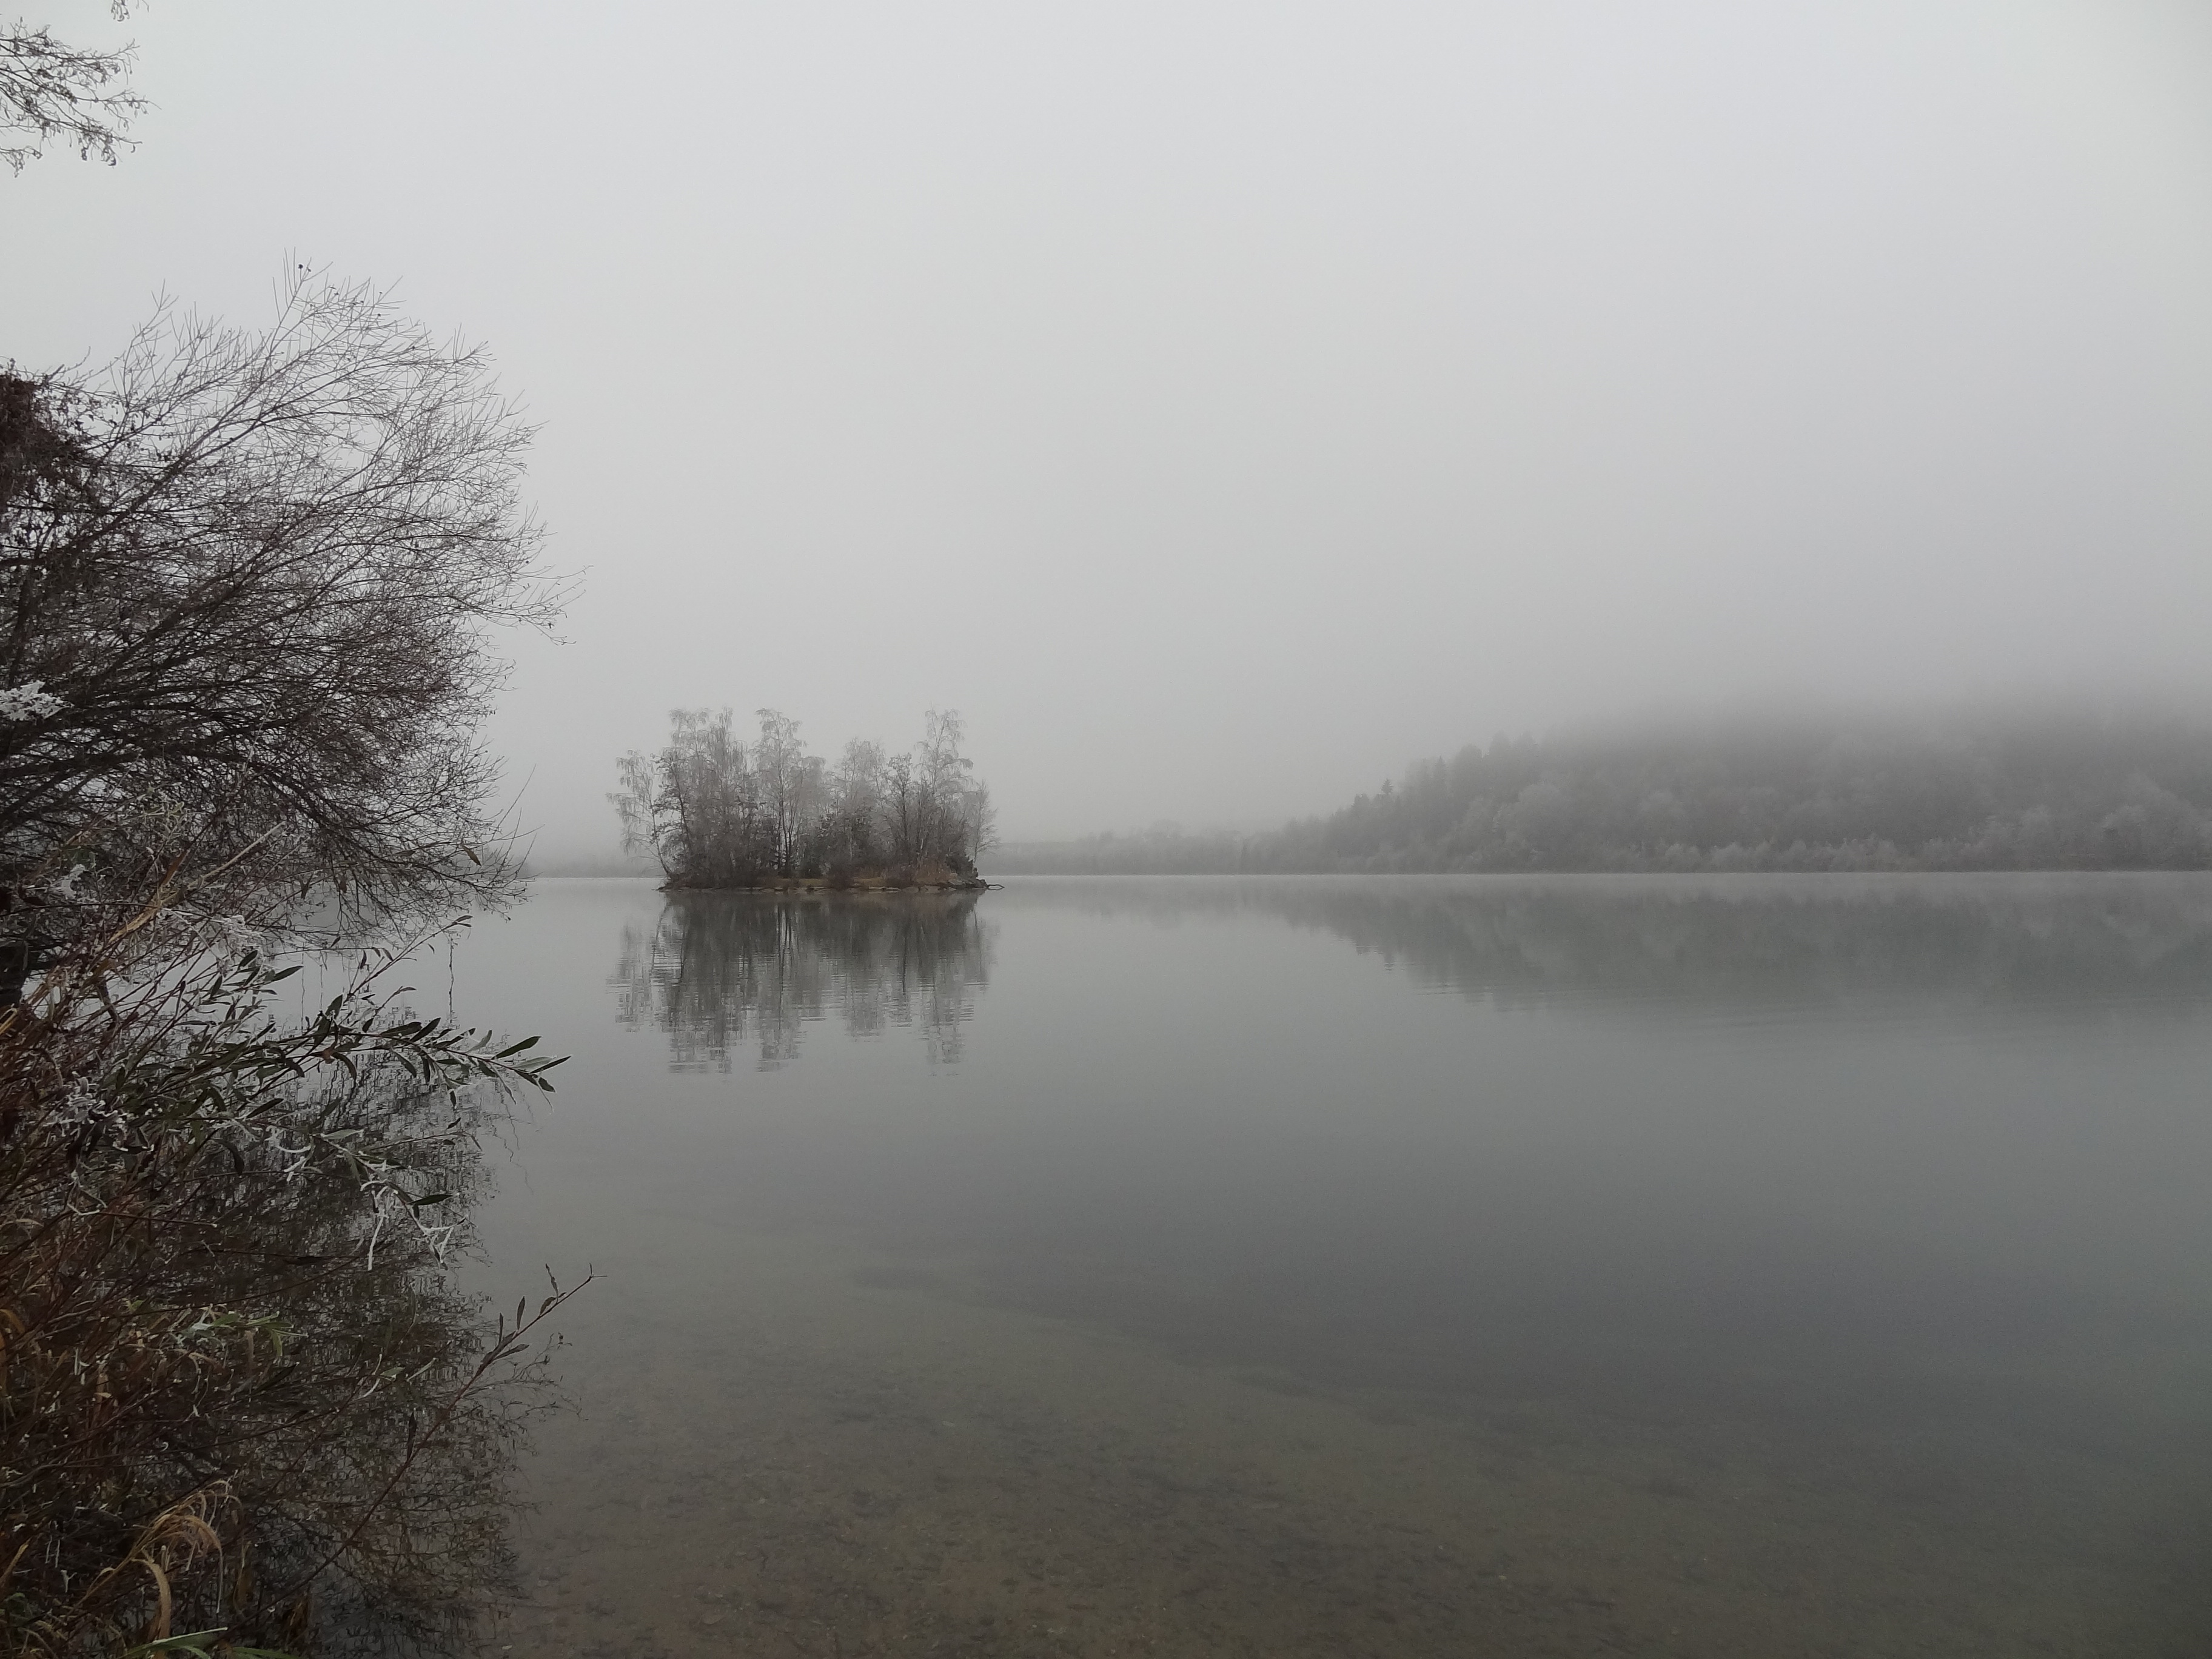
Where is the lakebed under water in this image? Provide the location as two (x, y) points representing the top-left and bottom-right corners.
(454, 875), (2212, 1657)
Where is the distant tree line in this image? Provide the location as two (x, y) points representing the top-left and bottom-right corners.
(991, 708), (2212, 874)
(615, 708), (996, 887)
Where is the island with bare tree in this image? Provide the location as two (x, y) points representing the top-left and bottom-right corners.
(613, 708), (996, 890)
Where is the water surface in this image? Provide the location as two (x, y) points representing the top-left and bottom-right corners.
(461, 875), (2212, 1657)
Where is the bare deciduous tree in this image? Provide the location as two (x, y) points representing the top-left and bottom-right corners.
(0, 270), (562, 977)
(615, 708), (994, 887)
(2, 4), (145, 173)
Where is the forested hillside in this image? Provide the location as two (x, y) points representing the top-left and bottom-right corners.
(994, 709), (2212, 874)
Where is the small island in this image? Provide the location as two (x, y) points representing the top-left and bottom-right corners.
(613, 707), (995, 891)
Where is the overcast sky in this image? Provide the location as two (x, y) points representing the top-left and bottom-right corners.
(10, 1), (2212, 851)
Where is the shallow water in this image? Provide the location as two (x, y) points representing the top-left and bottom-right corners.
(458, 875), (2212, 1657)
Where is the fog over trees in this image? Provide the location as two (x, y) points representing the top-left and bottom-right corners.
(993, 707), (2212, 874)
(614, 708), (996, 888)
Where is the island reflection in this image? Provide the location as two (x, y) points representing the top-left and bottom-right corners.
(609, 876), (2212, 1078)
(612, 891), (993, 1070)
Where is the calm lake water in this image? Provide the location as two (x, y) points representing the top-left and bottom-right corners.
(456, 874), (2212, 1658)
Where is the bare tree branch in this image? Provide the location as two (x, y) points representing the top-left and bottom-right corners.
(614, 706), (994, 887)
(2, 5), (146, 173)
(0, 267), (569, 971)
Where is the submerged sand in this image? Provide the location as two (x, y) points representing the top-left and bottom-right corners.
(492, 1221), (2204, 1659)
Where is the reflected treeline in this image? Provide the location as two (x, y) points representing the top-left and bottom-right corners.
(614, 892), (993, 1069)
(999, 876), (2212, 1018)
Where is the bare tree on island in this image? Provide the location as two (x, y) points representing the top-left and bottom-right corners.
(615, 706), (996, 888)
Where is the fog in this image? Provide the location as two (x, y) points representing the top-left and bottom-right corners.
(10, 0), (2212, 857)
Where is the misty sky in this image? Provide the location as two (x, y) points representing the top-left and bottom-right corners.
(10, 1), (2212, 853)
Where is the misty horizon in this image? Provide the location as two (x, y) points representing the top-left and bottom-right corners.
(18, 6), (2212, 1651)
(12, 0), (2212, 858)
(549, 691), (2212, 874)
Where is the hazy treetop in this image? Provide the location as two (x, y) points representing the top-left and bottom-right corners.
(10, 0), (2211, 853)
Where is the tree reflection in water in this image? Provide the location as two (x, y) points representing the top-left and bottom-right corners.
(612, 893), (993, 1070)
(1005, 874), (2212, 1019)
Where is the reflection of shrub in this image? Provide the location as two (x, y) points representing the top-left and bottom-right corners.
(0, 936), (575, 1656)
